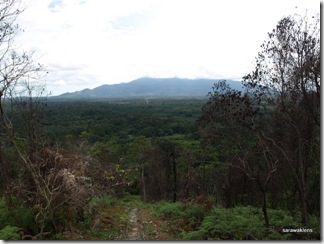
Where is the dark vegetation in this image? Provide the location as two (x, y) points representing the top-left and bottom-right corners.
(0, 94), (320, 240)
(0, 1), (320, 240)
(44, 97), (204, 143)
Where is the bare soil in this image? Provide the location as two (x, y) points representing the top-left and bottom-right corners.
(125, 207), (174, 241)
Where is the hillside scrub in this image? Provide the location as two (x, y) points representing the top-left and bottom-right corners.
(151, 199), (320, 240)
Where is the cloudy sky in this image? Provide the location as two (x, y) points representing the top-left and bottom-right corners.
(15, 0), (319, 95)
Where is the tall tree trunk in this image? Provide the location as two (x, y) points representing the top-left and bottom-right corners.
(256, 179), (270, 227)
(296, 125), (309, 226)
(172, 156), (177, 203)
(140, 161), (146, 202)
(299, 181), (309, 226)
(301, 195), (309, 226)
(261, 190), (269, 227)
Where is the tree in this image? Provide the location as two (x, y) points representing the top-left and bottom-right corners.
(124, 136), (150, 200)
(0, 1), (94, 236)
(242, 12), (320, 226)
(0, 0), (43, 193)
(199, 12), (320, 226)
(198, 81), (278, 227)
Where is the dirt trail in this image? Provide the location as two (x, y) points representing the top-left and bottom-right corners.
(126, 207), (143, 240)
(125, 207), (173, 241)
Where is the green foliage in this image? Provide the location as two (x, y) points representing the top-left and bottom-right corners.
(152, 201), (207, 238)
(267, 208), (298, 229)
(2, 92), (319, 240)
(307, 215), (321, 239)
(119, 194), (147, 208)
(44, 98), (205, 143)
(265, 228), (291, 240)
(152, 201), (182, 219)
(80, 130), (91, 140)
(0, 198), (10, 229)
(10, 207), (38, 235)
(0, 198), (37, 235)
(152, 200), (318, 240)
(51, 233), (64, 240)
(98, 195), (117, 208)
(181, 207), (265, 240)
(78, 195), (131, 240)
(0, 226), (21, 240)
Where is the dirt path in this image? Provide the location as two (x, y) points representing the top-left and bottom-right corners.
(126, 207), (143, 240)
(61, 200), (174, 240)
(125, 207), (173, 241)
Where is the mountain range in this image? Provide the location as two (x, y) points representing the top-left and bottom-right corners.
(57, 77), (243, 98)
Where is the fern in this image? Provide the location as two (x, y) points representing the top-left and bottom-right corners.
(152, 201), (182, 220)
(150, 200), (320, 240)
(0, 226), (21, 240)
(180, 229), (208, 240)
(0, 198), (10, 229)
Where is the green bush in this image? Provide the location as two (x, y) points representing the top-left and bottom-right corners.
(98, 195), (116, 208)
(178, 206), (311, 240)
(268, 208), (298, 229)
(0, 198), (38, 235)
(0, 198), (10, 229)
(181, 229), (208, 240)
(181, 207), (264, 240)
(152, 201), (182, 220)
(0, 226), (21, 240)
(150, 200), (320, 240)
(153, 201), (206, 223)
(11, 207), (38, 235)
(307, 215), (321, 239)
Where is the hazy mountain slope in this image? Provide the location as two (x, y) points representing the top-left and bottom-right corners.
(58, 77), (243, 98)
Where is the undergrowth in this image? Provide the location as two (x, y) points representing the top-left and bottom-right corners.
(0, 226), (21, 240)
(77, 194), (150, 240)
(151, 201), (320, 240)
(1, 195), (320, 240)
(0, 197), (38, 240)
(77, 195), (129, 240)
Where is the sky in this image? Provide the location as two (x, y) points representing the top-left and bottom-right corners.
(14, 0), (320, 96)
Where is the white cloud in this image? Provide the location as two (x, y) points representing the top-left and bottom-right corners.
(14, 0), (320, 95)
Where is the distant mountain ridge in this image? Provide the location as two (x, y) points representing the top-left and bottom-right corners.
(58, 77), (243, 98)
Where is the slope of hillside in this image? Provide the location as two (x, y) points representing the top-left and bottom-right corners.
(58, 77), (243, 98)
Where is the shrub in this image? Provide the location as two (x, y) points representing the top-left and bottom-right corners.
(181, 207), (264, 240)
(0, 198), (37, 235)
(0, 226), (21, 240)
(268, 208), (298, 229)
(0, 198), (10, 229)
(180, 206), (308, 240)
(152, 201), (182, 220)
(11, 207), (38, 235)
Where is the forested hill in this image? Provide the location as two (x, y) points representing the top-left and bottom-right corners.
(57, 77), (242, 98)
